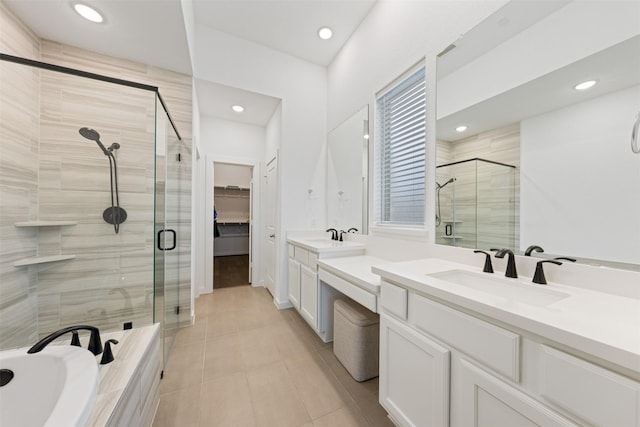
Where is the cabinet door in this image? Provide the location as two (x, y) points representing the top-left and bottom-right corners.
(379, 314), (450, 427)
(300, 264), (318, 328)
(288, 258), (301, 310)
(458, 358), (577, 427)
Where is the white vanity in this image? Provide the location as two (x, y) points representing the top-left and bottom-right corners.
(286, 235), (365, 341)
(373, 258), (640, 427)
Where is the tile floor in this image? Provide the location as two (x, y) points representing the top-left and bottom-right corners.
(153, 286), (394, 427)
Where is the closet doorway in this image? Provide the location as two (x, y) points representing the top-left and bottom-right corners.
(213, 162), (253, 289)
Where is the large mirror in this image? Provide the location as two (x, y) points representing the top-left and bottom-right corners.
(436, 0), (640, 269)
(327, 105), (369, 234)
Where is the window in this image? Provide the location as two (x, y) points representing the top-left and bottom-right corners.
(375, 66), (426, 226)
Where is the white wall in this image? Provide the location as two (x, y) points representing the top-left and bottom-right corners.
(193, 26), (326, 305)
(520, 85), (640, 265)
(214, 163), (252, 189)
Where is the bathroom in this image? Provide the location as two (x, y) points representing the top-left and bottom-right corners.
(1, 0), (639, 426)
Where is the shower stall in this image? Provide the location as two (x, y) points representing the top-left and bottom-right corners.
(435, 158), (516, 251)
(0, 54), (189, 367)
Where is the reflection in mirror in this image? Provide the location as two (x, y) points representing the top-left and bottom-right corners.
(327, 106), (369, 234)
(436, 0), (640, 269)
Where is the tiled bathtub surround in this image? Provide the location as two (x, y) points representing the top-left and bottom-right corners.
(0, 3), (193, 350)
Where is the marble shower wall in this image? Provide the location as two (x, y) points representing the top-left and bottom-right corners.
(0, 4), (192, 350)
(435, 124), (520, 251)
(0, 2), (41, 349)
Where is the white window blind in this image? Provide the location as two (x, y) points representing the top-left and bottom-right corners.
(375, 67), (426, 226)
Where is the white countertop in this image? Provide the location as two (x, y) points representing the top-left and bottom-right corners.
(287, 236), (365, 255)
(317, 255), (391, 294)
(372, 258), (640, 375)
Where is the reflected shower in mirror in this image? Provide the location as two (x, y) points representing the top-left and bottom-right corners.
(436, 0), (640, 269)
(327, 105), (369, 234)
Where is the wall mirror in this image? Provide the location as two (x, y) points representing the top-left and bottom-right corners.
(436, 0), (640, 269)
(327, 105), (369, 234)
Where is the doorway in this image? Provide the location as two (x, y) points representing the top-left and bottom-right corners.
(213, 162), (253, 289)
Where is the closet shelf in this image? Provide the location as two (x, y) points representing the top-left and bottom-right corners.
(14, 254), (76, 267)
(15, 221), (77, 227)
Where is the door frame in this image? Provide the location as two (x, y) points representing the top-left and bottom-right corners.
(204, 154), (261, 294)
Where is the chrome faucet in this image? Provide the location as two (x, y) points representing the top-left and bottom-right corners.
(27, 325), (103, 356)
(495, 249), (518, 278)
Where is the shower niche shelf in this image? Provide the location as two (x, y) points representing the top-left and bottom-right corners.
(13, 254), (76, 267)
(14, 221), (78, 227)
(13, 221), (77, 267)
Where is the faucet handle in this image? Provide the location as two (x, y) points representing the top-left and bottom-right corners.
(533, 260), (563, 285)
(347, 227), (358, 233)
(325, 228), (338, 240)
(88, 328), (103, 356)
(473, 250), (494, 273)
(100, 339), (119, 365)
(70, 331), (81, 347)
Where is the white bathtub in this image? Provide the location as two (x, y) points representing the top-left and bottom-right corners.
(0, 345), (99, 427)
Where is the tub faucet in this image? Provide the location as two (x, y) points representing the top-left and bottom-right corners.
(27, 325), (103, 356)
(325, 228), (338, 240)
(495, 249), (518, 278)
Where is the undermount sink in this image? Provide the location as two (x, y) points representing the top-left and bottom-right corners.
(427, 269), (570, 306)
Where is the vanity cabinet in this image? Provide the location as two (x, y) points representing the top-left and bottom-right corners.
(378, 279), (640, 427)
(379, 314), (450, 427)
(287, 244), (319, 330)
(287, 239), (365, 341)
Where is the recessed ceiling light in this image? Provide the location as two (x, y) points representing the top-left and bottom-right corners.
(73, 3), (104, 23)
(231, 105), (244, 113)
(318, 27), (333, 40)
(574, 80), (597, 91)
(456, 125), (468, 132)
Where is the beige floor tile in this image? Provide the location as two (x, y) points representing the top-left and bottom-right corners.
(160, 340), (205, 394)
(173, 317), (207, 347)
(312, 404), (371, 427)
(156, 286), (390, 427)
(206, 312), (238, 338)
(246, 361), (311, 427)
(284, 352), (352, 419)
(199, 372), (256, 427)
(203, 334), (244, 382)
(153, 383), (201, 427)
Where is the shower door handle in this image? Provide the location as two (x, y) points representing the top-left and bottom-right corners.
(157, 229), (177, 251)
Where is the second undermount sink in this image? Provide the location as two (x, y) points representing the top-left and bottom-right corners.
(427, 269), (570, 307)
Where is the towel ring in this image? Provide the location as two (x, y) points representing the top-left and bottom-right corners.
(632, 112), (640, 154)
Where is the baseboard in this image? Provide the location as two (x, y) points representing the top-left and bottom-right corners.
(273, 297), (293, 310)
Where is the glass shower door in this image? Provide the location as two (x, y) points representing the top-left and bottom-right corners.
(154, 97), (181, 368)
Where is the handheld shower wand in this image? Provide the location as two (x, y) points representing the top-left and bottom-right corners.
(435, 177), (456, 227)
(79, 127), (127, 234)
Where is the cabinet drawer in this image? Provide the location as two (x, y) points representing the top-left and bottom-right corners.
(380, 281), (407, 320)
(294, 246), (309, 265)
(539, 345), (640, 427)
(411, 294), (520, 382)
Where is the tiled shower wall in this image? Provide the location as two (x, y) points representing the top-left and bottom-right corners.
(435, 123), (520, 251)
(0, 3), (192, 350)
(0, 2), (41, 348)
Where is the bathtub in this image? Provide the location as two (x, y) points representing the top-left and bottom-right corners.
(0, 345), (99, 427)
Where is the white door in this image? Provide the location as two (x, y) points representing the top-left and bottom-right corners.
(249, 178), (253, 284)
(265, 156), (277, 296)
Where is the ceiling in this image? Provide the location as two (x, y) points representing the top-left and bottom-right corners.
(192, 0), (376, 67)
(4, 0), (376, 126)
